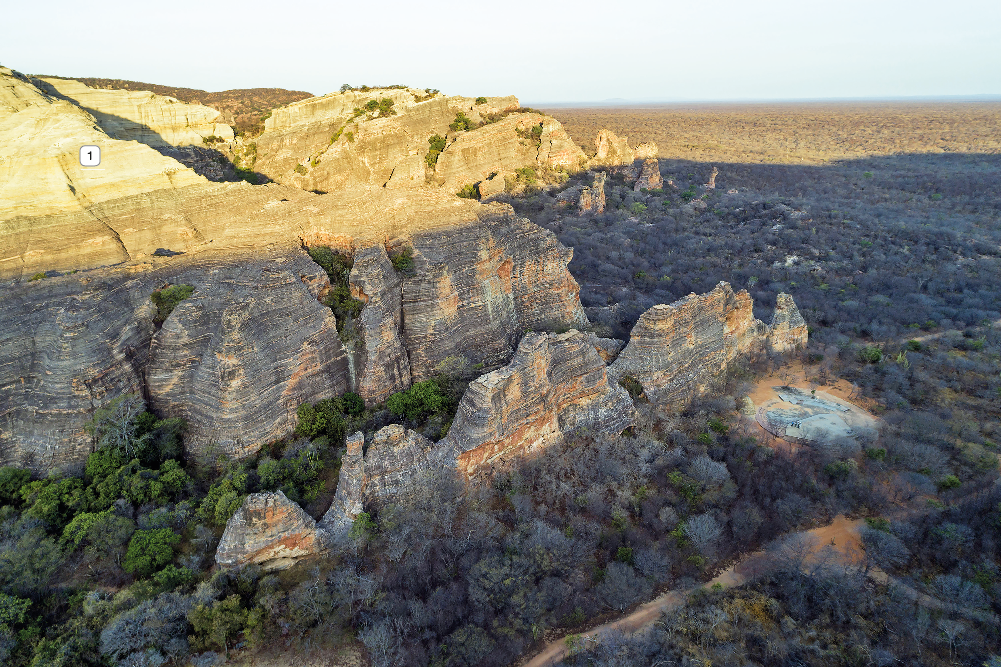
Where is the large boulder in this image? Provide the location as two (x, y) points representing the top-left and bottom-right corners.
(215, 491), (322, 569)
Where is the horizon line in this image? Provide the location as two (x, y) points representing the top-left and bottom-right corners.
(531, 94), (1001, 107)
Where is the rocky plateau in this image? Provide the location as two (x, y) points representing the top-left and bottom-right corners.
(0, 67), (809, 569)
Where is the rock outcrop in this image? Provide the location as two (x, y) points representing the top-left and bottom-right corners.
(401, 215), (589, 380)
(348, 246), (411, 404)
(0, 270), (157, 472)
(320, 427), (437, 537)
(608, 283), (807, 405)
(440, 330), (634, 476)
(578, 172), (607, 215)
(634, 158), (663, 191)
(34, 77), (234, 147)
(320, 432), (366, 538)
(767, 293), (809, 352)
(146, 252), (350, 461)
(249, 85), (583, 196)
(215, 491), (323, 569)
(0, 68), (206, 225)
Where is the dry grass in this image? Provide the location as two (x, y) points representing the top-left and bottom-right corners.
(544, 102), (1001, 164)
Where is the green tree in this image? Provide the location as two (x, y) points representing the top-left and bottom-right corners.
(386, 380), (447, 422)
(188, 594), (250, 656)
(123, 529), (179, 577)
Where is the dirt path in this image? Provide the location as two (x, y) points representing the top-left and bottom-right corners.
(520, 516), (862, 667)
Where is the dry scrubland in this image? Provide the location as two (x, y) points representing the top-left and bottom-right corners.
(546, 102), (1001, 163)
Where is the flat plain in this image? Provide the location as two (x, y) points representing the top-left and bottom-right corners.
(544, 102), (1001, 163)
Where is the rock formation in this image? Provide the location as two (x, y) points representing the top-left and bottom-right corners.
(0, 270), (157, 472)
(215, 491), (323, 569)
(146, 252), (350, 461)
(33, 77), (234, 147)
(767, 293), (809, 352)
(349, 246), (411, 404)
(634, 159), (663, 191)
(320, 426), (437, 537)
(608, 283), (807, 405)
(401, 215), (589, 380)
(248, 85), (583, 196)
(440, 330), (634, 476)
(320, 432), (366, 538)
(578, 172), (607, 215)
(706, 166), (718, 190)
(591, 129), (634, 166)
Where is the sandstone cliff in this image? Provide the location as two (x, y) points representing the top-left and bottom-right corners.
(440, 330), (635, 477)
(146, 252), (350, 461)
(250, 86), (583, 196)
(608, 283), (807, 405)
(0, 68), (206, 225)
(578, 172), (607, 215)
(33, 77), (234, 147)
(348, 246), (411, 404)
(400, 214), (589, 380)
(0, 270), (157, 472)
(215, 491), (323, 569)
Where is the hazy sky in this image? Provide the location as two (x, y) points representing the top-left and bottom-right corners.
(6, 0), (1000, 102)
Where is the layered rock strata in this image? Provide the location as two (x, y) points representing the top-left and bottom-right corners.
(320, 426), (437, 537)
(215, 491), (323, 569)
(348, 246), (411, 404)
(33, 77), (234, 147)
(440, 330), (635, 477)
(0, 250), (352, 471)
(401, 215), (589, 380)
(146, 252), (350, 461)
(608, 283), (807, 405)
(0, 270), (157, 472)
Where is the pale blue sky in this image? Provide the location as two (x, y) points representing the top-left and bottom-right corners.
(6, 0), (1000, 102)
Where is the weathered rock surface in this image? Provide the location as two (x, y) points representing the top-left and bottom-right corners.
(608, 283), (807, 405)
(349, 246), (411, 404)
(146, 252), (350, 461)
(0, 271), (157, 472)
(634, 158), (663, 191)
(578, 171), (607, 215)
(0, 68), (206, 224)
(320, 426), (436, 536)
(440, 330), (634, 477)
(250, 84), (582, 196)
(767, 293), (809, 352)
(215, 491), (322, 568)
(320, 432), (366, 538)
(34, 77), (234, 147)
(401, 214), (589, 380)
(591, 129), (634, 166)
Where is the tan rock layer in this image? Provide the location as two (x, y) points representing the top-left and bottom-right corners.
(34, 77), (233, 147)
